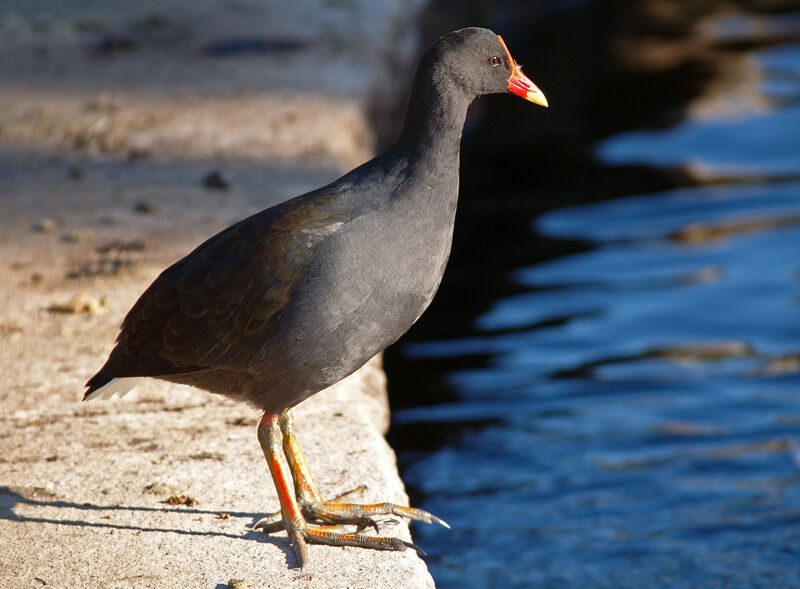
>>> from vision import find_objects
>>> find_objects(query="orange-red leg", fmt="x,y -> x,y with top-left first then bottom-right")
257,412 -> 309,565
256,410 -> 431,567
280,410 -> 323,504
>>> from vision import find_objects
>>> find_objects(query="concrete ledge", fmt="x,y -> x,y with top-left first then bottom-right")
2,355 -> 433,588
0,1 -> 436,587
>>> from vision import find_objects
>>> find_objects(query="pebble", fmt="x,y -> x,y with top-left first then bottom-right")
33,218 -> 58,233
144,481 -> 179,496
202,170 -> 229,190
47,291 -> 107,315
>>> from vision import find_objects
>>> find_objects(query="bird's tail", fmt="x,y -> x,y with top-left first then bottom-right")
84,372 -> 140,401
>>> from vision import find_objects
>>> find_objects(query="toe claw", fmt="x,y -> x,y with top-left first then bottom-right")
403,540 -> 426,556
362,517 -> 380,534
290,529 -> 308,568
404,506 -> 450,528
429,513 -> 451,529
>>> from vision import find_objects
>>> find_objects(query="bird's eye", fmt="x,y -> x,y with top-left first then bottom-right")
489,55 -> 501,67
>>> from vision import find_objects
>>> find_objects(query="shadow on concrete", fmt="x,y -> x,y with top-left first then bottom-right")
0,485 -> 295,560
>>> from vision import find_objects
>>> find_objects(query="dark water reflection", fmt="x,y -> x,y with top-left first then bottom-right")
386,2 -> 800,587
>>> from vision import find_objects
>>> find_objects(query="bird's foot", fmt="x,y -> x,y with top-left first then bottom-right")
257,411 -> 448,566
254,484 -> 449,533
254,492 -> 426,567
253,485 -> 363,532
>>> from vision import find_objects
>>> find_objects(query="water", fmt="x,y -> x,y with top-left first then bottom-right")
387,4 -> 800,588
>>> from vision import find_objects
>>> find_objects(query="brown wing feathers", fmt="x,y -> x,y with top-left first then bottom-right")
86,195 -> 342,390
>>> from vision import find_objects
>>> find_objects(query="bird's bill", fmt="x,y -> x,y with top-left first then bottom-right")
498,35 -> 548,107
508,67 -> 548,107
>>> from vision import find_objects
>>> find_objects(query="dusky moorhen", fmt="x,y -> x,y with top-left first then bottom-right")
85,27 -> 547,567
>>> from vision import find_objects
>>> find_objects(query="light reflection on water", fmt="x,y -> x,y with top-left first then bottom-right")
393,6 -> 800,588
599,43 -> 800,176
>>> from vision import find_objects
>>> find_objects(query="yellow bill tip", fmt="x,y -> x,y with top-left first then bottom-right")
527,89 -> 548,108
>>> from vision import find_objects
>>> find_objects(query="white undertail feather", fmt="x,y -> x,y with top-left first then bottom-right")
84,377 -> 142,401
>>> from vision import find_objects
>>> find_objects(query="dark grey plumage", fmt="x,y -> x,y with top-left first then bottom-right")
86,27 -> 532,413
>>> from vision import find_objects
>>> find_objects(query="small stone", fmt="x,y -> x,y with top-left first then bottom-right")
62,228 -> 96,244
96,239 -> 147,254
74,18 -> 106,32
228,580 -> 252,589
218,513 -> 230,520
47,291 -> 106,315
189,451 -> 224,461
127,147 -> 150,160
133,200 -> 154,214
0,324 -> 23,338
67,258 -> 136,279
166,495 -> 199,506
144,481 -> 179,496
202,170 -> 229,190
93,34 -> 138,54
85,94 -> 118,114
33,218 -> 58,233
137,13 -> 167,30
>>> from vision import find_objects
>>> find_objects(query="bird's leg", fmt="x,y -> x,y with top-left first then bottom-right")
250,410 -> 371,534
279,410 -> 323,504
280,410 -> 383,532
274,409 -> 450,530
255,411 -> 423,567
256,412 -> 309,565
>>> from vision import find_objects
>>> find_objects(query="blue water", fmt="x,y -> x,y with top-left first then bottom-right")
392,10 -> 800,589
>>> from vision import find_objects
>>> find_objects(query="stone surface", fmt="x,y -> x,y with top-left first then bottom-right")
0,1 -> 437,587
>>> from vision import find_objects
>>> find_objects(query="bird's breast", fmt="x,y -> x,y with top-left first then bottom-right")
250,187 -> 457,396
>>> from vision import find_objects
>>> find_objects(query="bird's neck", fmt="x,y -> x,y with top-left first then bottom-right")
393,73 -> 472,173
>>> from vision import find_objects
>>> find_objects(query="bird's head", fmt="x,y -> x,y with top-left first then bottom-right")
423,27 -> 548,108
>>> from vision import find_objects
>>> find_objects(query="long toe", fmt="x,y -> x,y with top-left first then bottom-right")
310,501 -> 450,529
301,525 -> 425,554
309,506 -> 380,533
254,508 -> 380,534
